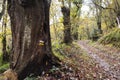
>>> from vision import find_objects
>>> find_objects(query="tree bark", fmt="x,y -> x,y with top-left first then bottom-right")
2,14 -> 9,62
6,0 -> 56,79
72,0 -> 82,40
61,6 -> 72,44
93,0 -> 103,34
116,16 -> 120,28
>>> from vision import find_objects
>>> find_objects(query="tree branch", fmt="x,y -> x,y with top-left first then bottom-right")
92,0 -> 115,11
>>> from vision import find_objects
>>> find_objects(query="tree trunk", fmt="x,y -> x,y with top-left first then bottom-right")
6,0 -> 57,79
73,31 -> 78,40
72,25 -> 79,40
2,14 -> 9,62
97,19 -> 102,34
116,16 -> 120,28
61,6 -> 72,44
97,7 -> 103,34
2,3 -> 9,62
93,0 -> 103,34
72,0 -> 82,40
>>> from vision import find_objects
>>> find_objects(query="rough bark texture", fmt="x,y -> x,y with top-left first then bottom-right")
61,6 -> 72,44
7,0 -> 56,79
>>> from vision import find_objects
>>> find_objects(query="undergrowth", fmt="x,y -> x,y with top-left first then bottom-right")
24,41 -> 110,79
52,42 -> 107,79
52,41 -> 81,60
0,53 -> 3,66
98,28 -> 120,48
0,52 -> 9,73
0,63 -> 9,73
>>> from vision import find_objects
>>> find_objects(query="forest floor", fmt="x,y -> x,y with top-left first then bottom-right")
78,40 -> 120,80
31,40 -> 120,80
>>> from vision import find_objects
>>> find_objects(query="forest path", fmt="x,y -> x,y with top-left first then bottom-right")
78,40 -> 120,79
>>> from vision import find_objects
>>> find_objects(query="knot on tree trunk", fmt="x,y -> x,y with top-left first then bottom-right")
2,69 -> 18,80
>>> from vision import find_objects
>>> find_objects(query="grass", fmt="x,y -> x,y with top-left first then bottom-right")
0,63 -> 9,73
0,51 -> 9,73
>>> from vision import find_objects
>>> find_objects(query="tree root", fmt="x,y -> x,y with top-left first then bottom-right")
0,69 -> 18,80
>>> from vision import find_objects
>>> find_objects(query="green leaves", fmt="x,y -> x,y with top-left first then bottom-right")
0,63 -> 9,73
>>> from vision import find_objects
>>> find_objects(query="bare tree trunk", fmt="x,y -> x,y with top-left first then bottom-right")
73,27 -> 79,40
113,0 -> 120,28
97,15 -> 102,34
2,1 -> 9,62
116,16 -> 120,28
61,6 -> 72,44
96,5 -> 102,34
2,13 -> 9,62
6,0 -> 58,79
72,0 -> 83,40
92,0 -> 103,34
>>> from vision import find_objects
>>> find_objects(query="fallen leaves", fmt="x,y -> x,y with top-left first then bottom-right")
25,41 -> 120,80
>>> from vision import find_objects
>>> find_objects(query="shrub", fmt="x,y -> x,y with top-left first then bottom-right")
98,28 -> 120,48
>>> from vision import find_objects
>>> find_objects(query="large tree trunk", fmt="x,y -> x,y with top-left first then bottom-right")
61,6 -> 72,44
6,0 -> 56,79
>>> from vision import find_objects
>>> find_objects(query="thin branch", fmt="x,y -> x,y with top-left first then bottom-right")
92,0 -> 115,11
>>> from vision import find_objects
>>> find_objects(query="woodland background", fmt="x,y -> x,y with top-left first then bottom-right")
0,0 -> 119,80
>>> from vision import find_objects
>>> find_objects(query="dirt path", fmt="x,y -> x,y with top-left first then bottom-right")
78,40 -> 120,80
27,40 -> 120,80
